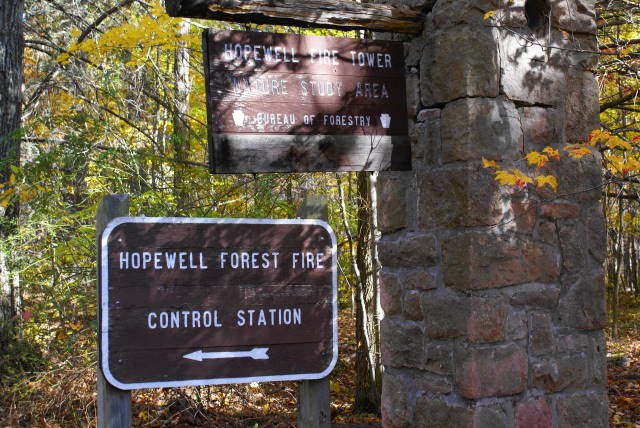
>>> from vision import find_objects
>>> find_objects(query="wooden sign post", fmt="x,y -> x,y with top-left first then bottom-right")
202,30 -> 410,173
100,217 -> 338,389
97,195 -> 131,428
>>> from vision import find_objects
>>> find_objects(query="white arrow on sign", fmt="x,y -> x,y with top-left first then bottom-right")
183,347 -> 270,361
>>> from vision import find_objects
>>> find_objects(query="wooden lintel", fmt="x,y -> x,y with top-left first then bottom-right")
165,0 -> 424,34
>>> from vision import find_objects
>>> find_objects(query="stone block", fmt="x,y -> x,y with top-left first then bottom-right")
405,268 -> 438,290
414,369 -> 453,395
537,220 -> 558,246
377,172 -> 409,233
421,26 -> 499,105
403,289 -> 423,321
499,29 -> 565,105
506,308 -> 528,340
440,97 -> 523,163
381,369 -> 415,427
415,397 -> 473,428
406,71 -> 420,117
590,333 -> 607,387
442,232 -> 560,290
457,343 -> 528,399
540,201 -> 580,219
529,312 -> 554,356
509,283 -> 560,309
380,316 -> 423,368
380,269 -> 402,316
422,289 -> 469,339
556,392 -> 609,428
510,198 -> 537,235
551,0 -> 598,34
564,69 -> 599,144
378,233 -> 438,268
515,398 -> 552,428
585,203 -> 606,264
430,0 -> 496,28
474,406 -> 508,428
531,354 -> 589,392
542,155 -> 602,202
417,166 -> 503,230
519,107 -> 562,152
558,221 -> 584,272
413,108 -> 441,169
423,342 -> 454,375
467,296 -> 508,343
557,268 -> 607,330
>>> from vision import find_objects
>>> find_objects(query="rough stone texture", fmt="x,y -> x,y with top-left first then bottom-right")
404,268 -> 438,290
422,289 -> 469,339
519,107 -> 562,152
378,233 -> 437,268
402,289 -> 423,320
379,0 -> 606,424
412,108 -> 441,169
423,341 -> 454,375
564,69 -> 600,143
378,173 -> 409,233
551,0 -> 598,34
467,296 -> 508,343
529,312 -> 555,356
474,405 -> 509,428
417,166 -> 503,229
457,343 -> 528,399
380,370 -> 415,427
557,269 -> 607,330
380,269 -> 402,316
421,26 -> 499,105
415,397 -> 473,428
442,232 -> 560,290
380,316 -> 423,368
531,354 -> 589,392
540,201 -> 580,219
556,392 -> 609,428
440,97 -> 523,163
515,398 -> 552,428
509,283 -> 560,309
499,30 -> 565,105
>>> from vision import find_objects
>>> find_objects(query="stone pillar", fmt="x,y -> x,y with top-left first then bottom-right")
377,1 -> 608,426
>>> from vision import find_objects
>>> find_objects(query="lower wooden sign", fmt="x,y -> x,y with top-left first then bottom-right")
100,217 -> 337,390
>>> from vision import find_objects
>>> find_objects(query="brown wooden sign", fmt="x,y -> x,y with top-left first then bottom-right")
100,217 -> 337,390
203,30 -> 410,173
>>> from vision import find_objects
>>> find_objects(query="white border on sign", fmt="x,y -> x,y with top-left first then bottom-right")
100,217 -> 339,390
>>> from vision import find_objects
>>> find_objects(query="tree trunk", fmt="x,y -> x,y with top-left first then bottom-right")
354,171 -> 381,413
172,20 -> 192,211
0,0 -> 25,352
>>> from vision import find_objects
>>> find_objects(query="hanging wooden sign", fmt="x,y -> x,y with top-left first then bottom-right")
100,217 -> 338,389
202,30 -> 410,173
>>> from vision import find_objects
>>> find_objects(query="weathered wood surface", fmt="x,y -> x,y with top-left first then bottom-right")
297,196 -> 331,428
97,194 -> 131,428
166,0 -> 424,34
210,134 -> 411,173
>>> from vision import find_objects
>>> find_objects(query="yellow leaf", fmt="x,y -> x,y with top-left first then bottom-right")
564,144 -> 593,159
607,135 -> 632,151
482,157 -> 500,169
69,321 -> 82,331
495,169 -> 533,188
525,151 -> 549,168
483,10 -> 497,19
536,175 -> 558,191
542,146 -> 560,160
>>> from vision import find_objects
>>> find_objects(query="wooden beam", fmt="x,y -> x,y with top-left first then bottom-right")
165,0 -> 424,34
97,195 -> 131,428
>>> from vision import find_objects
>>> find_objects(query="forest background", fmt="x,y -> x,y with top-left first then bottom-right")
0,0 -> 639,426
